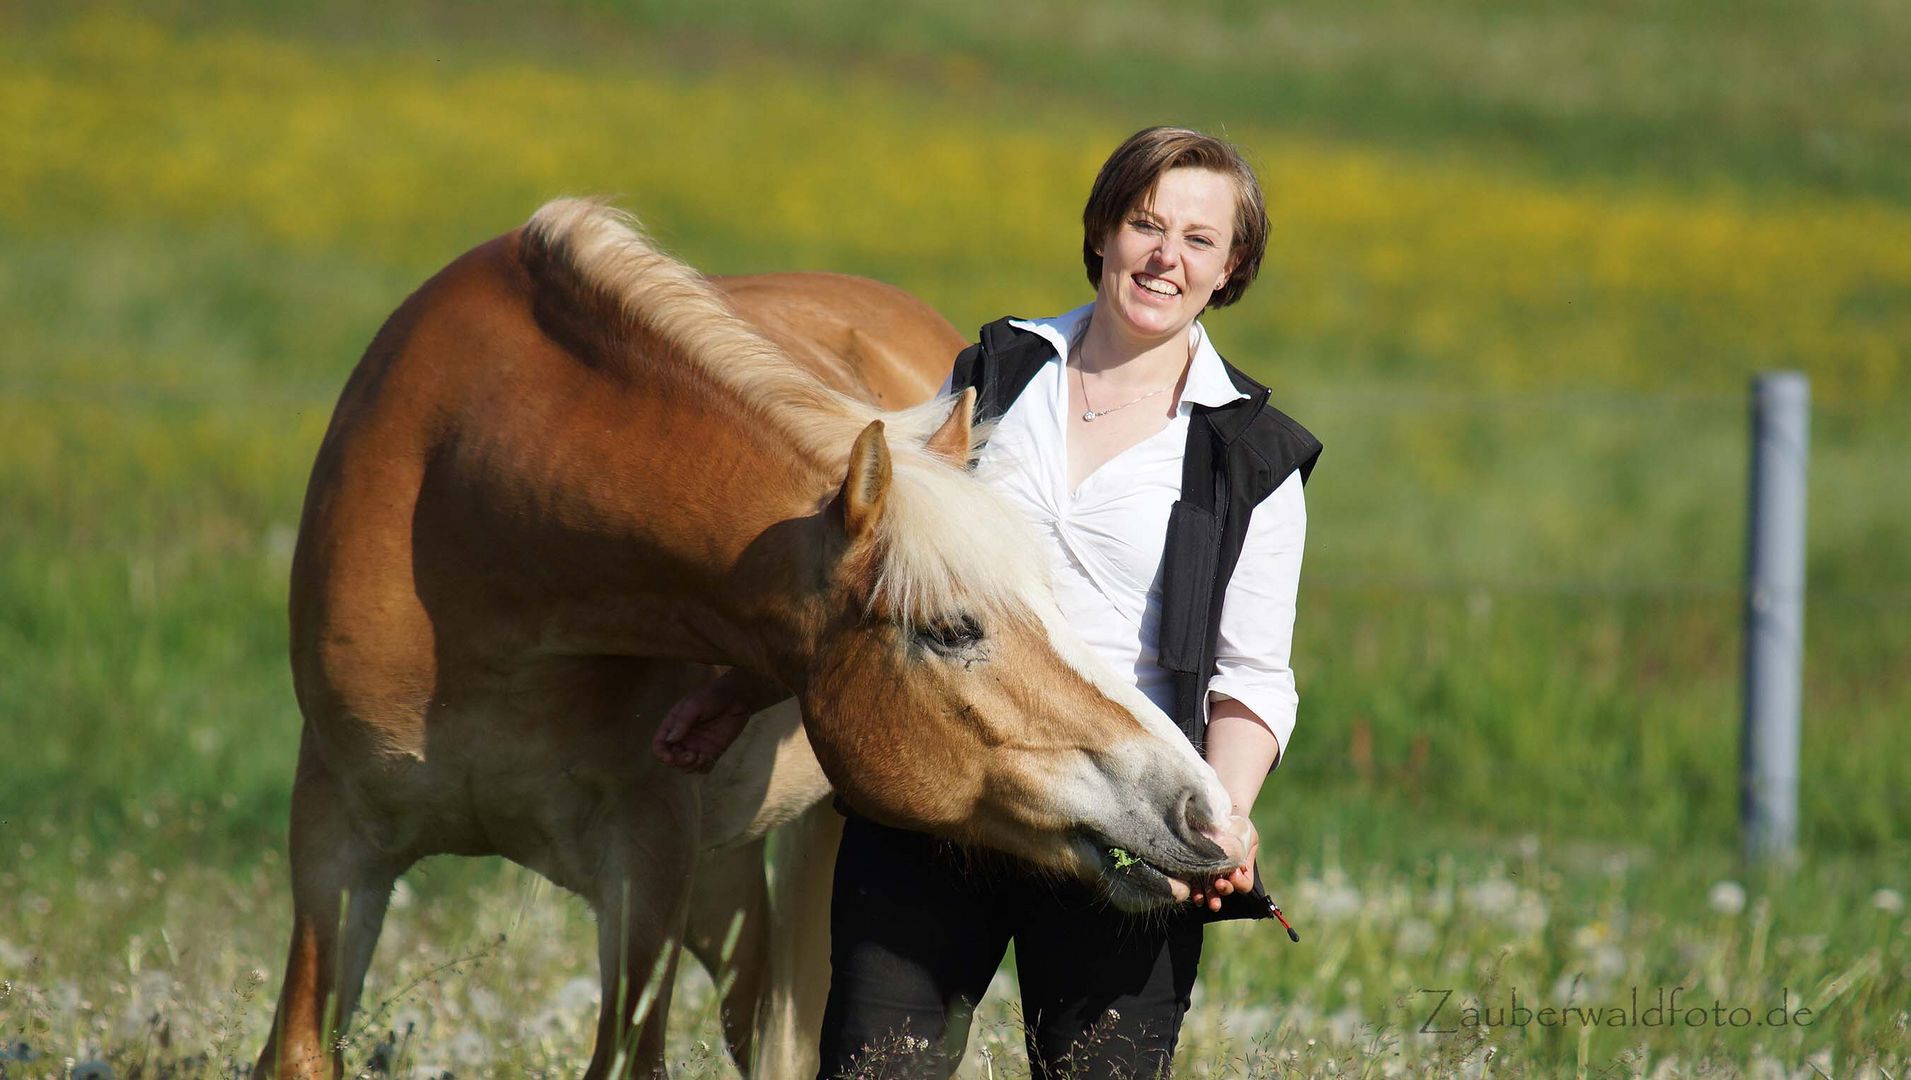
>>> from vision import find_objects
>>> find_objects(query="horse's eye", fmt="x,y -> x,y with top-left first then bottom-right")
917,614 -> 984,655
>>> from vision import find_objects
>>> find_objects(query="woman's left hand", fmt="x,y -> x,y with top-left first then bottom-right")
1188,813 -> 1259,912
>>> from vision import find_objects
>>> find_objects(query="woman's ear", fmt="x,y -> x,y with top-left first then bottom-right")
1217,250 -> 1241,289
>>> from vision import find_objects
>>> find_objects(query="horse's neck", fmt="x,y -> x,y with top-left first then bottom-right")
415,227 -> 862,687
481,378 -> 840,684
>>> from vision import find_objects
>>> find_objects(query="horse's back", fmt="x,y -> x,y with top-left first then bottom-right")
715,271 -> 964,407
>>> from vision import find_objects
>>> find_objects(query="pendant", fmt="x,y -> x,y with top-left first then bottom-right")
1082,410 -> 1098,422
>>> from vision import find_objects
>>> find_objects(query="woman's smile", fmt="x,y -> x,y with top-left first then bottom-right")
1132,272 -> 1181,298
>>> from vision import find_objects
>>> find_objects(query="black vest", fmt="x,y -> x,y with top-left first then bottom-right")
948,317 -> 1322,752
949,318 -> 1322,926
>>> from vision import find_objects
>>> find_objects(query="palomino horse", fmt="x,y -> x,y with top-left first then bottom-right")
255,199 -> 1241,1078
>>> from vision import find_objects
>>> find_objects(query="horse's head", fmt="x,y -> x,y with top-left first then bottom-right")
797,390 -> 1239,910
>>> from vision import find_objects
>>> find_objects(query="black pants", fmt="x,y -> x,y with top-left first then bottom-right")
815,816 -> 1204,1080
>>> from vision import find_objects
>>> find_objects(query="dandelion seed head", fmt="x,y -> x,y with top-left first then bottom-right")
1461,876 -> 1518,918
1511,892 -> 1549,935
448,1028 -> 488,1066
1708,880 -> 1746,916
555,976 -> 599,1013
1394,918 -> 1436,955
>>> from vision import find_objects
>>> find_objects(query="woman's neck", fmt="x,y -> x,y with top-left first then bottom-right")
1074,306 -> 1195,392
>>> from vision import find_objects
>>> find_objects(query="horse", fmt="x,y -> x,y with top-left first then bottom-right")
255,198 -> 1241,1078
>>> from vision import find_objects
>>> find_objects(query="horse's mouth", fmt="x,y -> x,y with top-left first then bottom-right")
1074,831 -> 1219,912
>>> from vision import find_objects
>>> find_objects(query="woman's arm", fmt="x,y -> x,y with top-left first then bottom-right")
1188,470 -> 1306,908
1206,700 -> 1282,813
1205,469 -> 1306,771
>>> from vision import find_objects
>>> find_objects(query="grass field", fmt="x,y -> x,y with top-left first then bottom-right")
2,5 -> 1907,1076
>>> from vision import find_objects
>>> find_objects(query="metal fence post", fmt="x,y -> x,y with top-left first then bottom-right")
1742,372 -> 1809,864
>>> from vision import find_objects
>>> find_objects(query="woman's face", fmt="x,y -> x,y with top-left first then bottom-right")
1094,166 -> 1239,346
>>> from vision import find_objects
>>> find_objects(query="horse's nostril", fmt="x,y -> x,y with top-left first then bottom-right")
1177,788 -> 1226,853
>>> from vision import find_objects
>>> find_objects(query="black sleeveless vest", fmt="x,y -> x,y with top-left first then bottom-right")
949,317 -> 1322,925
948,317 -> 1322,751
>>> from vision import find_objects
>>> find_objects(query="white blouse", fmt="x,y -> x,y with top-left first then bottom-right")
954,304 -> 1307,758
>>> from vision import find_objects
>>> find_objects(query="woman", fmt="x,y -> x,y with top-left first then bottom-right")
656,126 -> 1319,1078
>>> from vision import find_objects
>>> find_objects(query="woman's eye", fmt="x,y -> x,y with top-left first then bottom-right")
1189,235 -> 1215,248
918,614 -> 984,654
1130,219 -> 1160,233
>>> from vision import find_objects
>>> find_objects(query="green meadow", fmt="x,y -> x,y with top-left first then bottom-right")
1,4 -> 1906,1075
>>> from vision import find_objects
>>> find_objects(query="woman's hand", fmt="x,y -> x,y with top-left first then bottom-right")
1186,813 -> 1259,912
651,668 -> 781,772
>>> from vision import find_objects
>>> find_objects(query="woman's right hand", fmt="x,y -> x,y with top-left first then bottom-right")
651,669 -> 776,772
1186,813 -> 1260,912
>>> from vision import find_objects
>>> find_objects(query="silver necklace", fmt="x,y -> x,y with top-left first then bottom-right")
1075,353 -> 1178,422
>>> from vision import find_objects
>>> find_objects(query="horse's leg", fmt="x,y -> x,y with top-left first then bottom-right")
754,802 -> 845,1080
684,839 -> 771,1073
582,789 -> 699,1080
255,737 -> 404,1079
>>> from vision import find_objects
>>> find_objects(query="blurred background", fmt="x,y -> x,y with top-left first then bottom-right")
2,2 -> 1905,1075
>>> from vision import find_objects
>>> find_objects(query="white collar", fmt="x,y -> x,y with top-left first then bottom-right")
1009,303 -> 1248,411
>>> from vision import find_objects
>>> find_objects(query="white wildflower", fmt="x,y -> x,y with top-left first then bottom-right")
556,976 -> 600,1013
467,987 -> 502,1021
1708,880 -> 1746,916
1510,891 -> 1550,936
448,1028 -> 488,1066
523,1006 -> 569,1039
1230,1004 -> 1277,1040
1590,944 -> 1626,980
1394,918 -> 1436,955
1570,921 -> 1616,951
1461,876 -> 1517,918
1326,1004 -> 1363,1045
1297,868 -> 1363,922
48,981 -> 81,1016
136,970 -> 174,1002
1551,972 -> 1589,1006
1872,888 -> 1904,914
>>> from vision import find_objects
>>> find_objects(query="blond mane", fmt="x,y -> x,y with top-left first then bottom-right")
524,198 -> 1050,626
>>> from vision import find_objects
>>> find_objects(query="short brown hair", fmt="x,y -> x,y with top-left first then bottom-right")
1081,127 -> 1268,309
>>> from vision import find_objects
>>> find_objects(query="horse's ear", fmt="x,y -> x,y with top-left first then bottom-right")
924,387 -> 975,467
841,419 -> 891,541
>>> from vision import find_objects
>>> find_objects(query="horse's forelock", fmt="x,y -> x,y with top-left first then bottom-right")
868,449 -> 1050,630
